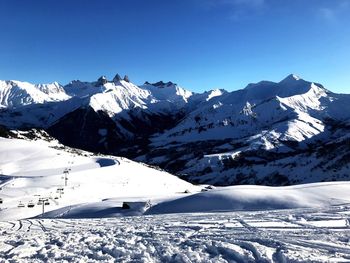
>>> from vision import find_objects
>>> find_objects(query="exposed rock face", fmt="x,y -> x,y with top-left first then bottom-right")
151,81 -> 175,88
123,75 -> 130,82
113,74 -> 122,82
96,76 -> 108,86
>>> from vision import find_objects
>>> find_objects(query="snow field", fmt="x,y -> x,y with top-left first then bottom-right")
0,205 -> 350,262
0,138 -> 196,220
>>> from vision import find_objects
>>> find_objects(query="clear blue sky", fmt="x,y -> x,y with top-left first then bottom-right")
0,0 -> 349,93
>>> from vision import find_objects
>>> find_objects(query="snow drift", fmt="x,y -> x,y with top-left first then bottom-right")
147,182 -> 350,215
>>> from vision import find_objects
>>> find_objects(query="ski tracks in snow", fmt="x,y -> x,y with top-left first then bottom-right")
0,205 -> 350,262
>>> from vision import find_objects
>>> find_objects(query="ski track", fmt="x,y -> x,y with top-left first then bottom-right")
0,206 -> 350,262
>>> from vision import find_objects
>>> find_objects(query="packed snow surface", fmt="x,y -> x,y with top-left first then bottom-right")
147,182 -> 350,215
1,205 -> 350,262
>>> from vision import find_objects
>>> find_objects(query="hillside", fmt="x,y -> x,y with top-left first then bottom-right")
0,137 -> 197,220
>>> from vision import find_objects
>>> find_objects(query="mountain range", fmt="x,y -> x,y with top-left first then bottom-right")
1,74 -> 350,186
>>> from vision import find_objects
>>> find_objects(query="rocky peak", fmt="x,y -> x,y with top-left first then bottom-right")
96,76 -> 108,86
152,81 -> 176,88
113,74 -> 122,82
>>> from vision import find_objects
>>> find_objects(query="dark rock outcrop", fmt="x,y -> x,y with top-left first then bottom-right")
96,76 -> 108,86
113,74 -> 122,82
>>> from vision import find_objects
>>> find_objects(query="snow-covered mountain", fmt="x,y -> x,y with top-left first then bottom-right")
1,74 -> 350,185
0,76 -> 191,129
139,75 -> 350,185
151,74 -> 337,145
0,80 -> 70,109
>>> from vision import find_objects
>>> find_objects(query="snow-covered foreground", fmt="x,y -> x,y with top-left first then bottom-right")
1,205 -> 350,262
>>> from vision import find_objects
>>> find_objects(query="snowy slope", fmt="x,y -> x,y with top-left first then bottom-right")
86,80 -> 192,119
0,80 -> 70,109
151,74 -> 334,145
0,137 -> 197,220
147,182 -> 350,214
1,205 -> 350,262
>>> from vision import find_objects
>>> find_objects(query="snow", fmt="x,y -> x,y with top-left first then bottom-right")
1,74 -> 350,261
147,182 -> 350,215
1,136 -> 350,261
142,74 -> 350,185
1,74 -> 350,158
150,74 -> 333,147
89,81 -> 151,116
206,89 -> 224,101
0,80 -> 70,109
0,137 -> 197,221
0,77 -> 195,129
204,150 -> 241,160
0,205 -> 350,262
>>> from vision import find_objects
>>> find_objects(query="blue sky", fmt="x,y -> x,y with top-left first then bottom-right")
0,0 -> 349,93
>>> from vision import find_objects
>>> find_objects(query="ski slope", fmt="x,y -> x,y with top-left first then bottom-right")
0,137 -> 197,220
0,205 -> 350,262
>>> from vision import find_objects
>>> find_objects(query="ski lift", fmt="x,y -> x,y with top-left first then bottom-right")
54,196 -> 59,200
37,200 -> 43,205
44,201 -> 50,205
18,202 -> 25,208
57,188 -> 64,194
27,201 -> 35,208
0,198 -> 3,204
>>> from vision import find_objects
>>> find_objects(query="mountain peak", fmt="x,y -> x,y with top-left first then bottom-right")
150,81 -> 176,88
96,76 -> 108,86
113,73 -> 122,82
280,74 -> 301,84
